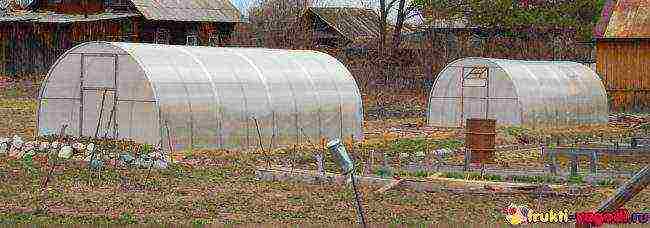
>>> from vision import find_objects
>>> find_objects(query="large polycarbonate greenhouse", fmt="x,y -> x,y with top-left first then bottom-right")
37,42 -> 363,152
428,57 -> 608,128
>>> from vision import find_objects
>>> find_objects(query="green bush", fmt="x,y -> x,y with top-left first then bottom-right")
117,212 -> 137,225
568,174 -> 585,185
510,175 -> 559,184
596,178 -> 618,188
376,166 -> 393,178
442,172 -> 464,179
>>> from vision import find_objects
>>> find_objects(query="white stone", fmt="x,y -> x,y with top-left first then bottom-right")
58,146 -> 73,159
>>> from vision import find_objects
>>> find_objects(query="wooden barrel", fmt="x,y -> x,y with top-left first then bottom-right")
466,118 -> 496,163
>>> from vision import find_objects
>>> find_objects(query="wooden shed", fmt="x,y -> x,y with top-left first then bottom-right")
301,7 -> 381,48
0,0 -> 242,77
594,0 -> 650,111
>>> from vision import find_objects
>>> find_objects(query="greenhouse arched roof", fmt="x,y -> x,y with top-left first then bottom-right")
428,57 -> 608,128
38,42 -> 364,152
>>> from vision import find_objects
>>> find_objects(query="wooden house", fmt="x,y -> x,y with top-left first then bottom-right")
301,7 -> 381,48
0,0 -> 242,77
594,0 -> 650,111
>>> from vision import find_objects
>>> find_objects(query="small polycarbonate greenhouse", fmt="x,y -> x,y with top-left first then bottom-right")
38,42 -> 363,152
428,57 -> 608,128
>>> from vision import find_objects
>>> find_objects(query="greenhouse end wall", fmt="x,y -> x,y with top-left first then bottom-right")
428,57 -> 608,128
37,42 -> 364,152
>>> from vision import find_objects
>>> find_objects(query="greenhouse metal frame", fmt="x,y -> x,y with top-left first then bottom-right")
37,42 -> 364,152
428,57 -> 608,128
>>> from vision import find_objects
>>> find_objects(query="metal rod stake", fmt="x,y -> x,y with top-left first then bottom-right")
350,171 -> 367,228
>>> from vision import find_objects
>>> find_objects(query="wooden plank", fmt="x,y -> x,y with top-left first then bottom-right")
546,146 -> 650,156
375,179 -> 405,194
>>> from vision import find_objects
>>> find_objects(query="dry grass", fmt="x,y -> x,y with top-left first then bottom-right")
0,97 -> 649,224
1,152 -> 649,224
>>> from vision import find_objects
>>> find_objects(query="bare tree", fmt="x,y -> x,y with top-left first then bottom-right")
248,0 -> 316,49
378,0 -> 421,82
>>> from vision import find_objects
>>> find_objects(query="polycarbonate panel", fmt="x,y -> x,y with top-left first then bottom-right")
227,50 -> 274,149
294,52 -> 343,141
117,55 -> 155,101
124,44 -> 192,152
428,57 -> 608,128
129,102 -> 159,145
38,99 -> 80,136
312,51 -> 364,141
42,54 -> 81,99
81,90 -> 116,137
39,42 -> 364,153
463,98 -> 486,120
168,46 -> 219,149
284,53 -> 322,145
183,48 -> 245,148
239,49 -> 299,146
83,55 -> 116,88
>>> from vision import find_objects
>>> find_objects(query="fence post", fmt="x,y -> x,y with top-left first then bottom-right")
549,150 -> 558,176
315,153 -> 324,177
364,150 -> 373,176
463,148 -> 471,172
570,151 -> 579,176
590,151 -> 598,174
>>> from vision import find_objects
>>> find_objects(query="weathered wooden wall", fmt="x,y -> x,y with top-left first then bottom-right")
596,40 -> 650,112
0,18 -> 139,77
38,0 -> 106,13
0,19 -> 234,78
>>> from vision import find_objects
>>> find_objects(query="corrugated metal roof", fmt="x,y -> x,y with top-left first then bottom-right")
0,10 -> 137,23
595,0 -> 650,39
307,7 -> 381,42
129,0 -> 241,22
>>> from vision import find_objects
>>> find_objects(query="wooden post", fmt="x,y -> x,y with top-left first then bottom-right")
549,150 -> 558,176
463,148 -> 471,172
590,151 -> 598,174
364,150 -> 374,176
570,152 -> 578,176
315,153 -> 324,177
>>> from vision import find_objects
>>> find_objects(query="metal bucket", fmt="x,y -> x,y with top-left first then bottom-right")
466,118 -> 496,163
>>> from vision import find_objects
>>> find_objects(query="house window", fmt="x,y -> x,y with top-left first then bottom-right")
108,0 -> 128,6
209,35 -> 221,47
156,28 -> 170,44
186,25 -> 199,46
186,35 -> 198,46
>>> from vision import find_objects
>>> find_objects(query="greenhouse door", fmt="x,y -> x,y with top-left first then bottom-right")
80,54 -> 118,138
82,89 -> 117,137
460,66 -> 490,126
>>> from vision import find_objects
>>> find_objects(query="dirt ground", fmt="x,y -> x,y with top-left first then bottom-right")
0,89 -> 648,224
1,152 -> 649,224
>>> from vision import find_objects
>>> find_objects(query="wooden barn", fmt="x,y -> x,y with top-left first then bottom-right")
594,0 -> 650,111
301,7 -> 381,48
0,0 -> 242,77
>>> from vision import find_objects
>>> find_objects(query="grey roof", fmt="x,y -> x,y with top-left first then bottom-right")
306,7 -> 381,41
129,0 -> 241,22
0,10 -> 138,23
427,18 -> 471,29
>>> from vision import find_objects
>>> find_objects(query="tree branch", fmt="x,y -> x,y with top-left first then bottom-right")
387,0 -> 400,12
